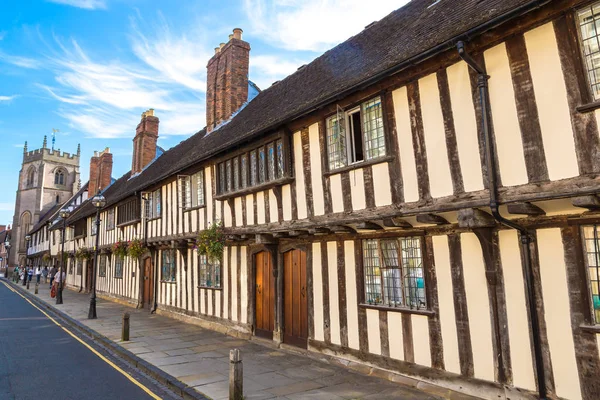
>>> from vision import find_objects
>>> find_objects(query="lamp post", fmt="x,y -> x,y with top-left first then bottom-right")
57,208 -> 71,305
24,235 -> 31,287
88,193 -> 106,319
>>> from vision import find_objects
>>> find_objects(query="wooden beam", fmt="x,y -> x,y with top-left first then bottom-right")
288,230 -> 309,237
355,221 -> 384,231
329,225 -> 356,234
308,227 -> 331,235
416,214 -> 449,225
506,202 -> 546,216
382,217 -> 412,229
255,233 -> 276,244
572,195 -> 600,210
272,232 -> 290,239
457,208 -> 496,229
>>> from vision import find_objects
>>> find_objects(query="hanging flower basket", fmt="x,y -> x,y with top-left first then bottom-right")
42,253 -> 52,263
196,222 -> 225,263
128,238 -> 147,259
75,247 -> 93,261
112,241 -> 128,259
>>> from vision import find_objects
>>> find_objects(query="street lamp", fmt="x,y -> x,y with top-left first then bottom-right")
88,193 -> 106,319
24,235 -> 31,287
57,208 -> 71,305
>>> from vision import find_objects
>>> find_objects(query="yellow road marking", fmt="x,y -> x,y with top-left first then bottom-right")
1,281 -> 162,400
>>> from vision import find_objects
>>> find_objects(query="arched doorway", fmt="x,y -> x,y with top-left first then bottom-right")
255,251 -> 275,339
283,249 -> 308,348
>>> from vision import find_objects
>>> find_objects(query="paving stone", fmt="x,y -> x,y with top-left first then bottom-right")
266,380 -> 325,396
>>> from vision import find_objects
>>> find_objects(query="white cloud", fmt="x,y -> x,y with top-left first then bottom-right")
244,0 -> 407,51
0,51 -> 40,69
0,31 -> 6,41
0,95 -> 16,102
250,54 -> 311,89
0,203 -> 13,212
47,0 -> 106,10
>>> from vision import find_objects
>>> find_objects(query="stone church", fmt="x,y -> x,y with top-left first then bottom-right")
10,137 -> 80,266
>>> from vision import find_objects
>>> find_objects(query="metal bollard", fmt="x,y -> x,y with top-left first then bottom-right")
229,349 -> 243,400
26,279 -> 30,290
35,283 -> 38,294
122,313 -> 130,341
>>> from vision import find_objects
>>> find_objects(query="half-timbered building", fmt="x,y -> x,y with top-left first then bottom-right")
27,1 -> 600,399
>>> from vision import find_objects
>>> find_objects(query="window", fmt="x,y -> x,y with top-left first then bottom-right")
578,3 -> 600,99
178,171 -> 205,210
217,138 -> 289,195
76,260 -> 82,275
117,198 -> 140,225
162,249 -> 176,282
198,254 -> 221,289
26,168 -> 35,188
114,256 -> 123,279
106,209 -> 115,230
326,97 -> 386,170
582,225 -> 600,323
91,220 -> 97,236
74,220 -> 86,238
68,259 -> 73,274
54,170 -> 65,185
363,237 -> 426,309
145,189 -> 162,219
99,255 -> 107,277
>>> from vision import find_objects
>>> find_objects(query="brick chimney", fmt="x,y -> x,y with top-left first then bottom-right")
132,109 -> 159,174
206,28 -> 250,132
88,148 -> 113,196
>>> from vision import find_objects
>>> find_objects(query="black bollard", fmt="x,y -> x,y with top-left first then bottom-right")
122,313 -> 130,341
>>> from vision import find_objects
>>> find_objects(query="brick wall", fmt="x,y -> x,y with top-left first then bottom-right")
89,148 -> 113,196
132,110 -> 159,174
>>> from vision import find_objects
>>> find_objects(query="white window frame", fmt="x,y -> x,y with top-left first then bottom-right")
106,209 -> 115,230
144,189 -> 162,219
179,171 -> 205,210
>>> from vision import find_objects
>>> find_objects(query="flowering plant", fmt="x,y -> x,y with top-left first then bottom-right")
112,241 -> 128,258
75,247 -> 93,260
128,238 -> 147,259
42,253 -> 52,263
196,222 -> 225,262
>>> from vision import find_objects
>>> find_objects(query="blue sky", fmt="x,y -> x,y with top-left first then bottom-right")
0,0 -> 404,226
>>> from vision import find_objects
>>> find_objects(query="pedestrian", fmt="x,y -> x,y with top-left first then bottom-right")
53,268 -> 66,293
19,266 -> 25,283
35,266 -> 42,284
27,266 -> 33,282
49,265 -> 57,289
42,266 -> 49,284
13,265 -> 19,282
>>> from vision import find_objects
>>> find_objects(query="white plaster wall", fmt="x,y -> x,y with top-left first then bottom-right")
412,314 -> 432,367
309,123 -> 325,216
330,174 -> 344,213
537,228 -> 582,400
240,246 -> 248,324
224,200 -> 233,227
460,233 -> 495,382
392,86 -> 419,202
524,23 -> 579,180
446,61 -> 484,192
498,230 -> 536,391
484,43 -> 529,186
246,194 -> 254,226
344,240 -> 359,350
388,312 -> 404,360
419,73 -> 454,198
349,168 -> 366,211
231,246 -> 238,322
293,132 -> 308,219
223,247 -> 229,320
432,235 -> 461,374
234,198 -> 243,227
366,309 -> 381,355
256,192 -> 265,224
312,242 -> 325,341
269,190 -> 278,223
372,163 -> 392,207
205,166 -> 214,226
327,241 -> 341,345
282,184 -> 292,221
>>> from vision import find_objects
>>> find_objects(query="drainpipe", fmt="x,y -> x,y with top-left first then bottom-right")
457,41 -> 547,400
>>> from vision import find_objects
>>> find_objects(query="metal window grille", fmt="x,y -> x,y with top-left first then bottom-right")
583,225 -> 600,323
198,254 -> 221,289
362,237 -> 426,309
362,97 -> 386,160
99,255 -> 106,277
162,249 -> 176,282
115,256 -> 123,278
326,114 -> 347,170
579,4 -> 600,99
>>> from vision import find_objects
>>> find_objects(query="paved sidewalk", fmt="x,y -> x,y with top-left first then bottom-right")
13,282 -> 470,400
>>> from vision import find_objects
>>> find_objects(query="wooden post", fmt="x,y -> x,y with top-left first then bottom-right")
35,283 -> 38,294
229,349 -> 243,400
122,313 -> 130,341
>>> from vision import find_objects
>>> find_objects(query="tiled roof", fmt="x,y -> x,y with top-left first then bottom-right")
71,0 -> 540,221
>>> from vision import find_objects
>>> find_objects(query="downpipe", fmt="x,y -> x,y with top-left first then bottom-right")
457,41 -> 547,400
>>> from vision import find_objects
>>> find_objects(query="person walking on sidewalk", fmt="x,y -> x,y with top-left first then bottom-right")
53,268 -> 66,293
35,266 -> 42,284
42,266 -> 48,284
49,265 -> 57,289
27,266 -> 33,283
19,266 -> 25,283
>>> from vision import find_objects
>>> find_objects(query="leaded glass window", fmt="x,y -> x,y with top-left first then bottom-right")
250,151 -> 257,186
219,163 -> 226,194
195,170 -> 205,207
362,97 -> 386,159
363,237 -> 426,309
241,154 -> 248,188
226,160 -> 232,192
76,260 -> 82,275
115,256 -> 123,278
327,114 -> 347,170
583,225 -> 600,323
267,143 -> 275,181
258,146 -> 266,183
99,255 -> 107,277
198,254 -> 221,289
162,249 -> 176,282
276,139 -> 285,178
578,3 -> 600,99
233,157 -> 240,191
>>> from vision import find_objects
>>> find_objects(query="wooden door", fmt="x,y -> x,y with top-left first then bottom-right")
283,249 -> 308,347
143,258 -> 153,308
255,251 -> 275,339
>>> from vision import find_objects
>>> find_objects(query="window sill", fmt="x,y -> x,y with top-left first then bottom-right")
359,303 -> 434,316
147,216 -> 161,222
576,101 -> 600,113
580,324 -> 600,333
161,280 -> 177,284
183,205 -> 206,213
215,177 -> 294,200
117,219 -> 141,228
197,286 -> 222,290
114,277 -> 123,280
324,155 -> 394,177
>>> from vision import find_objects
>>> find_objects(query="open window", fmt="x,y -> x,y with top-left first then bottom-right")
326,96 -> 386,170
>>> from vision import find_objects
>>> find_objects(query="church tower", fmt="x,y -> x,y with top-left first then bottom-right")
10,136 -> 80,266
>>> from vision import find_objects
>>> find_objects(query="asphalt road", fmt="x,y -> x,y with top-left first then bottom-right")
0,280 -> 178,400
